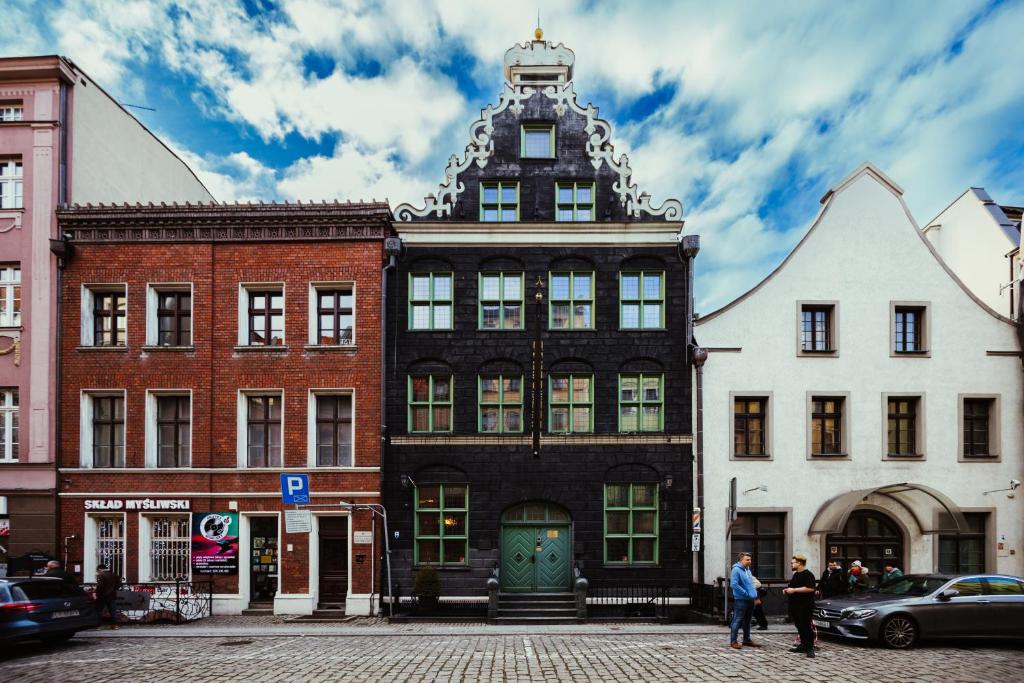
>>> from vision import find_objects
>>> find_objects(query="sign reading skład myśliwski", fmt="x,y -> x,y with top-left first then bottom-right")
191,512 -> 239,575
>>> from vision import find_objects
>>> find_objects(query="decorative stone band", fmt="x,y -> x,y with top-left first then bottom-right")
394,81 -> 683,223
390,434 -> 693,446
55,201 -> 393,243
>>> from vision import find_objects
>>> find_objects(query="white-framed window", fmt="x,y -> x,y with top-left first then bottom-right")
0,160 -> 23,209
0,265 -> 21,327
80,391 -> 126,468
81,284 -> 127,347
238,283 -> 284,346
146,284 -> 192,347
308,390 -> 354,467
0,388 -> 18,462
308,282 -> 355,345
238,391 -> 283,467
143,515 -> 191,581
145,390 -> 192,468
93,514 -> 126,581
0,105 -> 23,122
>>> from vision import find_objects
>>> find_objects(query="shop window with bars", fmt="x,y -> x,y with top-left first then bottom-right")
156,395 -> 191,467
0,160 -> 23,209
96,516 -> 125,580
92,395 -> 125,468
810,396 -> 844,456
604,483 -> 659,565
734,397 -> 767,457
414,484 -> 468,566
315,287 -> 354,344
549,374 -> 593,433
620,271 -> 664,329
0,388 -> 18,462
480,181 -> 518,222
315,394 -> 352,466
247,289 -> 284,346
800,305 -> 834,352
150,516 -> 190,581
478,375 -> 523,433
408,375 -> 452,433
555,182 -> 594,221
156,290 -> 191,346
963,398 -> 993,457
408,273 -> 453,330
0,265 -> 20,327
479,272 -> 523,329
894,306 -> 926,353
619,373 -> 663,432
549,271 -> 593,329
730,513 -> 786,580
247,394 -> 282,467
887,397 -> 919,456
93,289 -> 127,346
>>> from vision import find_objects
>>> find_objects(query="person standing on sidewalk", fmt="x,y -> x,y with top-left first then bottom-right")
752,576 -> 769,630
728,552 -> 762,650
784,553 -> 817,658
95,563 -> 121,630
818,560 -> 847,599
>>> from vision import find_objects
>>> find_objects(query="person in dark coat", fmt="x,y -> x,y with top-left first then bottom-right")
784,553 -> 817,658
752,577 -> 769,630
818,560 -> 847,598
95,563 -> 121,629
44,560 -> 76,584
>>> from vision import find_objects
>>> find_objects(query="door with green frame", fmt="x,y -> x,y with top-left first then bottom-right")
500,502 -> 572,592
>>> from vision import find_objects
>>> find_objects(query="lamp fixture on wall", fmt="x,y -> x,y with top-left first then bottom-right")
983,479 -> 1020,498
743,484 -> 768,494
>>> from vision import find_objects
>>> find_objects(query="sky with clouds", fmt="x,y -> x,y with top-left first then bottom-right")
3,0 -> 1023,311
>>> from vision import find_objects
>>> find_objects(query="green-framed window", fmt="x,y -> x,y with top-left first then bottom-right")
408,375 -> 452,433
549,271 -> 594,329
479,375 -> 523,433
479,272 -> 523,329
521,124 -> 554,158
619,373 -> 663,432
604,483 -> 659,565
408,273 -> 453,330
414,484 -> 468,566
548,374 -> 593,433
556,182 -> 594,221
620,271 -> 664,329
480,181 -> 519,222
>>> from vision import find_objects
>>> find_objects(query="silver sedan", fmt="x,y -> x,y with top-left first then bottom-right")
813,573 -> 1024,649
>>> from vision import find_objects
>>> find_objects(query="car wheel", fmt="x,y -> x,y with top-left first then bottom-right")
880,615 -> 918,649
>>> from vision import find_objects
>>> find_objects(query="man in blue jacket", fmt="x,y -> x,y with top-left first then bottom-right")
729,552 -> 762,649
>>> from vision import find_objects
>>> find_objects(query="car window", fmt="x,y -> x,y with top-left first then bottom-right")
0,585 -> 10,602
984,577 -> 1024,595
951,578 -> 985,596
876,576 -> 948,596
12,581 -> 83,600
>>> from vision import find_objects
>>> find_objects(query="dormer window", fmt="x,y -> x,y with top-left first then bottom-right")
480,181 -> 519,222
521,124 -> 554,159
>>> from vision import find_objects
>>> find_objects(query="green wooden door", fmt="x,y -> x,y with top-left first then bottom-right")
501,524 -> 571,592
536,526 -> 571,591
501,526 -> 536,592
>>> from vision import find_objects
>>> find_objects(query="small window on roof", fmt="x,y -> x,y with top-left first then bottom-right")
521,124 -> 554,159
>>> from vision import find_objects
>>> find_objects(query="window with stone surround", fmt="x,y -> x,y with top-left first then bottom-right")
246,393 -> 283,467
0,388 -> 18,462
0,104 -> 23,122
91,394 -> 125,468
0,159 -> 23,209
0,265 -> 20,327
313,393 -> 353,467
147,516 -> 191,581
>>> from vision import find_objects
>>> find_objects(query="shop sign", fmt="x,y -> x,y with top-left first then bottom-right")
353,531 -> 373,545
191,512 -> 239,575
84,499 -> 191,511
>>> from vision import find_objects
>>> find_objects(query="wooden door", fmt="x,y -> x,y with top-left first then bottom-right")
319,517 -> 348,606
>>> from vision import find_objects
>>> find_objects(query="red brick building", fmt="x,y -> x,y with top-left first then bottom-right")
55,201 -> 391,615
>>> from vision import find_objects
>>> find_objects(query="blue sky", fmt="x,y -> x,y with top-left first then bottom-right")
4,0 -> 1023,311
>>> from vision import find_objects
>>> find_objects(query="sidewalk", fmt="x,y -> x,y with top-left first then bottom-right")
82,615 -> 797,638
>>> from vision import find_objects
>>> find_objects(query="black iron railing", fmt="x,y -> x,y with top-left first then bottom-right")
588,583 -> 673,620
83,580 -> 213,624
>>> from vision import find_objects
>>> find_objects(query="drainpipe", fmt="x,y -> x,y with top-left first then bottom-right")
49,232 -> 74,565
679,235 -> 703,585
381,234 -> 401,613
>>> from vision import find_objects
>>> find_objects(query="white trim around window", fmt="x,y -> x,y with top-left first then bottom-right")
307,388 -> 356,468
85,512 -> 126,582
79,390 -> 126,468
308,281 -> 356,347
80,283 -> 128,347
237,389 -> 285,468
145,389 -> 193,468
0,264 -> 21,328
139,513 -> 193,582
0,387 -> 18,462
146,282 -> 193,347
238,282 -> 285,347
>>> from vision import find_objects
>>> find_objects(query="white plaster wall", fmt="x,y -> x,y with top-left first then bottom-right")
696,169 -> 1024,583
69,74 -> 213,204
924,189 -> 1018,319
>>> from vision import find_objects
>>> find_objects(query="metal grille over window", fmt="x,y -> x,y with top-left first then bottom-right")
0,160 -> 23,209
97,517 -> 125,580
151,517 -> 190,581
0,388 -> 18,462
0,265 -> 21,327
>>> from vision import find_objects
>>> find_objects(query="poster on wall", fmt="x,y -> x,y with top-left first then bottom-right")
191,512 -> 239,575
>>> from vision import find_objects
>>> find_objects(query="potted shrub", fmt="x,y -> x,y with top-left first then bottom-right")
413,565 -> 441,612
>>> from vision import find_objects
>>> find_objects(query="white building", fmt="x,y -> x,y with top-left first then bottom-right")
923,188 -> 1022,320
694,163 -> 1023,592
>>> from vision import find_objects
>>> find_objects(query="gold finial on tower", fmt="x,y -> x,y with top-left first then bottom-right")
535,10 -> 543,40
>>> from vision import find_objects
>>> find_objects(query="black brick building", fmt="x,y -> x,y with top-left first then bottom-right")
385,33 -> 696,606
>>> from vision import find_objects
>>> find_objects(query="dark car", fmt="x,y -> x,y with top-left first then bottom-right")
0,577 -> 99,646
814,573 -> 1024,649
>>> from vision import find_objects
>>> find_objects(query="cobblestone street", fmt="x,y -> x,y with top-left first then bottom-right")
2,621 -> 1021,682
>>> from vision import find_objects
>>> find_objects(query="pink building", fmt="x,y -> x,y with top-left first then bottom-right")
0,56 -> 212,575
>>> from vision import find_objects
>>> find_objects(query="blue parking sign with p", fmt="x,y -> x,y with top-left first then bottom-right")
281,473 -> 310,504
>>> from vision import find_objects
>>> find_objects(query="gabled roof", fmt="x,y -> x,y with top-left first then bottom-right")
922,187 -> 1021,246
696,162 -> 1017,326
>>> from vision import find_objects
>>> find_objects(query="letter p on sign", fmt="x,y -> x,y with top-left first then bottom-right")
280,473 -> 310,504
